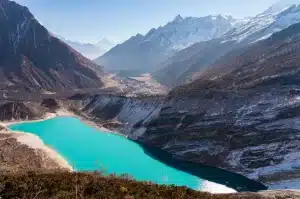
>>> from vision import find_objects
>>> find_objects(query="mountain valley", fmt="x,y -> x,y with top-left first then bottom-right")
1,0 -> 300,197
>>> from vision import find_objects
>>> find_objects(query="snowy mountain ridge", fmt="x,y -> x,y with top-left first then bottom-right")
154,2 -> 300,88
95,14 -> 237,74
263,0 -> 300,15
141,14 -> 237,51
222,3 -> 300,44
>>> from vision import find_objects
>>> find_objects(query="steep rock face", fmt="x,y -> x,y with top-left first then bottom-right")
0,0 -> 105,92
73,94 -> 163,139
95,15 -> 235,76
154,4 -> 300,88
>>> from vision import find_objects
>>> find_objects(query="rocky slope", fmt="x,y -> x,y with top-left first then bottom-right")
154,3 -> 300,87
95,15 -> 235,76
0,0 -> 106,92
0,101 -> 46,121
69,94 -> 164,138
74,23 -> 300,189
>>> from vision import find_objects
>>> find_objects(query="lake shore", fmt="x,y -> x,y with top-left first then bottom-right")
14,130 -> 73,171
0,108 -> 122,172
0,109 -> 78,172
0,127 -> 73,171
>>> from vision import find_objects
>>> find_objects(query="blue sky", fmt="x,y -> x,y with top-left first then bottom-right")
14,0 -> 278,43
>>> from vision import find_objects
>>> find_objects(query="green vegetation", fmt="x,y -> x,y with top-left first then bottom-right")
0,171 -> 267,199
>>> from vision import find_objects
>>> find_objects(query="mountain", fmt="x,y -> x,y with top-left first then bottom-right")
95,14 -> 236,76
263,0 -> 300,15
61,37 -> 116,59
0,0 -> 107,92
76,22 -> 300,189
154,4 -> 300,87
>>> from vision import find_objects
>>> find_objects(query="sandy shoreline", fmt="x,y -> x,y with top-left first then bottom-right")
0,109 -> 77,171
14,130 -> 73,171
0,108 -> 120,172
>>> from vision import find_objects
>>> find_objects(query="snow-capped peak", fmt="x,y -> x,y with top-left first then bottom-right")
262,0 -> 300,15
221,3 -> 300,44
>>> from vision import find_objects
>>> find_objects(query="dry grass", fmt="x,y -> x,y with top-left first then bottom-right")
0,171 -> 268,199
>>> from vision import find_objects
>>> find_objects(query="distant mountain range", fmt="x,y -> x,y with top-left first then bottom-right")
0,0 -> 107,92
154,3 -> 300,87
60,37 -> 116,59
95,14 -> 238,76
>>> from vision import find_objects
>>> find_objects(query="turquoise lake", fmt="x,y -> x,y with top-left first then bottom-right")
9,116 -> 205,190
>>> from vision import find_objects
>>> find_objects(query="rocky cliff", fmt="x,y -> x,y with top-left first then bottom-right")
69,94 -> 164,139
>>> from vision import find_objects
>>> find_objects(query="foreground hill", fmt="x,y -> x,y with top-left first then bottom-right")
0,0 -> 106,92
1,172 -> 299,199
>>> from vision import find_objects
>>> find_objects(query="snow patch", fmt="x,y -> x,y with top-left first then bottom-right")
222,4 -> 300,44
249,159 -> 300,180
268,178 -> 300,189
12,17 -> 32,53
201,180 -> 237,193
0,4 -> 8,19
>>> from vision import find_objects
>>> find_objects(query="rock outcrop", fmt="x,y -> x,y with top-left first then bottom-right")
0,101 -> 46,121
41,98 -> 60,110
70,94 -> 163,138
